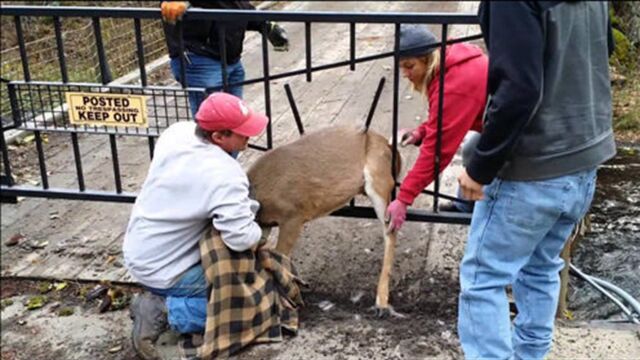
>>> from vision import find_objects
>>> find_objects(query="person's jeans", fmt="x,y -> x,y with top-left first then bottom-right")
458,168 -> 597,360
146,264 -> 209,334
170,52 -> 245,117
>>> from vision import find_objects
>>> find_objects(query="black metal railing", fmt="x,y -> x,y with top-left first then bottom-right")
0,5 -> 482,225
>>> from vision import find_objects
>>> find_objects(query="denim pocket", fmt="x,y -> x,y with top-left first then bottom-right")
504,180 -> 566,228
483,178 -> 502,201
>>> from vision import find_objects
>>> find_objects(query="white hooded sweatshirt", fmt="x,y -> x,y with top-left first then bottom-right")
123,121 -> 261,289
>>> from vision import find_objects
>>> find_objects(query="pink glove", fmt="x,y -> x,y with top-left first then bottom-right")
398,128 -> 421,147
386,199 -> 408,232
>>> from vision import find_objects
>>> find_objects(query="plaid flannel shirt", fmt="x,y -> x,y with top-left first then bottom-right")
179,228 -> 304,359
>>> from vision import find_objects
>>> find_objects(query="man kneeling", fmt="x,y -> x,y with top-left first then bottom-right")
123,92 -> 268,359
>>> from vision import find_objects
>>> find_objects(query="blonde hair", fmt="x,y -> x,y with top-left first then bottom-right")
410,49 -> 441,95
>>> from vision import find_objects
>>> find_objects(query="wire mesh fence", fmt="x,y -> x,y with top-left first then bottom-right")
10,82 -> 194,136
1,3 -> 167,123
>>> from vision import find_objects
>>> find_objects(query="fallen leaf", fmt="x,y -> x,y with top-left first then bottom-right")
108,345 -> 123,353
105,255 -> 116,265
38,282 -> 53,294
20,134 -> 35,145
98,295 -> 112,313
30,240 -> 48,250
563,309 -> 574,320
57,307 -> 74,316
25,295 -> 47,310
54,282 -> 68,291
5,234 -> 24,246
85,284 -> 109,301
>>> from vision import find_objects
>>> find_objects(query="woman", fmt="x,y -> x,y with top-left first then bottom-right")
386,25 -> 488,231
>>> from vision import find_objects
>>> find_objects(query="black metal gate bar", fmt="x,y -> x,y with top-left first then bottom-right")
147,136 -> 155,160
92,17 -> 113,84
53,16 -> 68,83
217,24 -> 230,93
332,206 -> 471,225
260,22 -> 273,149
349,22 -> 356,71
176,22 -> 187,88
134,18 -> 148,87
433,24 -> 449,212
33,131 -> 49,189
2,7 -> 478,24
0,124 -> 14,185
14,16 -> 30,81
70,133 -> 85,191
2,187 -> 136,202
109,134 -> 123,193
391,23 -> 401,199
305,22 -> 312,82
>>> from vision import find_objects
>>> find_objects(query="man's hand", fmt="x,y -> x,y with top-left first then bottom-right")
161,1 -> 189,25
458,169 -> 484,201
267,22 -> 289,51
386,199 -> 408,233
398,128 -> 422,147
257,227 -> 277,250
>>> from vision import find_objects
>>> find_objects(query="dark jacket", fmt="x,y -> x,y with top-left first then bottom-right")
468,1 -> 616,184
163,0 -> 263,64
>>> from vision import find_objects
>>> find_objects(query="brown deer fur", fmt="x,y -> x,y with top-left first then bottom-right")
248,125 -> 402,315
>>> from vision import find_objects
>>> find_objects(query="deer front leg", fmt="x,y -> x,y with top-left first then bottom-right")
275,218 -> 304,256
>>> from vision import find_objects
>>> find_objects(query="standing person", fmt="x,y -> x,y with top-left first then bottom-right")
161,0 -> 289,116
124,92 -> 270,360
457,2 -> 615,359
385,25 -> 488,232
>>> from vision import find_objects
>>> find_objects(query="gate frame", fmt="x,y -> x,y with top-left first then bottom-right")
0,5 -> 484,225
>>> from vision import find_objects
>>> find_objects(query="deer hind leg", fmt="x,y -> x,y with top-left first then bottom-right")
275,217 -> 305,256
364,166 -> 404,318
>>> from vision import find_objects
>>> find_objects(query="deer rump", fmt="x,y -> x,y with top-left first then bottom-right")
247,125 -> 403,315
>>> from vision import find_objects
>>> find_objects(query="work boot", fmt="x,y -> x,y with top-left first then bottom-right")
130,292 -> 169,360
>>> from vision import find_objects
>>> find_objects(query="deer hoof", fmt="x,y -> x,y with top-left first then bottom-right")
370,305 -> 406,319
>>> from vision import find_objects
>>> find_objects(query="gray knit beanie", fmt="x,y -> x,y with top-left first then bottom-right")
399,24 -> 438,58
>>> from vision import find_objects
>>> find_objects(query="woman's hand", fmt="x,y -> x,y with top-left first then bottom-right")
398,128 -> 422,147
386,199 -> 408,232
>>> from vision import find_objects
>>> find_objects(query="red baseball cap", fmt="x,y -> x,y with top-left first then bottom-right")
195,92 -> 268,137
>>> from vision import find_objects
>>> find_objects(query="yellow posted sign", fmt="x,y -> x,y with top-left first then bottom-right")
65,92 -> 148,128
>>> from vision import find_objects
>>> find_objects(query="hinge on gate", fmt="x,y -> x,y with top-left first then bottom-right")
1,175 -> 17,204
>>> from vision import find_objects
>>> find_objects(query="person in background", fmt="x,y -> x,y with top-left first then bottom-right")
457,2 -> 615,359
385,24 -> 488,233
161,1 -> 289,116
124,92 -> 271,359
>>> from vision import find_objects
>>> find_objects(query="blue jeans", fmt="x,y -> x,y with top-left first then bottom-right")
170,52 -> 245,117
146,264 -> 209,334
458,168 -> 597,360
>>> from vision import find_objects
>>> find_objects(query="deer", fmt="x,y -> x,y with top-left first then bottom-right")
247,79 -> 405,317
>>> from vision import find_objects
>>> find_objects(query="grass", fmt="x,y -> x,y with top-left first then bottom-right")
611,65 -> 640,143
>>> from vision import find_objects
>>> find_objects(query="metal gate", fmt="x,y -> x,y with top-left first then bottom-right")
1,5 -> 482,225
